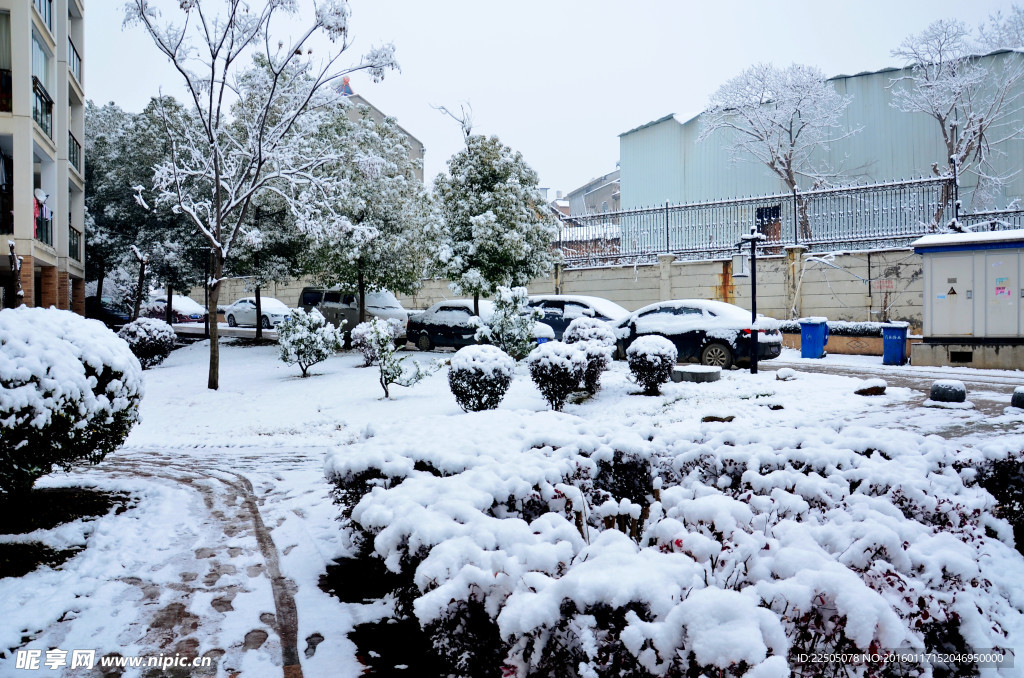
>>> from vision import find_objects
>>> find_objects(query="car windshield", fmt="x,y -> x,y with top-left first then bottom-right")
366,291 -> 403,309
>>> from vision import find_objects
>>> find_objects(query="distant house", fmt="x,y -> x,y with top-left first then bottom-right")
340,78 -> 426,183
619,51 -> 1024,213
564,169 -> 620,216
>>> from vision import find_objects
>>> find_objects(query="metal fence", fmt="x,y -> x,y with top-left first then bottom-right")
558,176 -> 1024,268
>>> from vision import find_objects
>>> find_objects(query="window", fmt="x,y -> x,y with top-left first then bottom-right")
324,291 -> 342,303
31,34 -> 50,91
674,307 -> 703,316
301,290 -> 323,306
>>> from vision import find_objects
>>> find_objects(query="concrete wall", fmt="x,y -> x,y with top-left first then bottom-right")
189,248 -> 925,331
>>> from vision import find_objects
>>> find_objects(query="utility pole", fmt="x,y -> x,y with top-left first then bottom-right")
737,224 -> 763,374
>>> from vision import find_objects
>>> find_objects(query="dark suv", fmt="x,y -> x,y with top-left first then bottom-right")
85,296 -> 130,330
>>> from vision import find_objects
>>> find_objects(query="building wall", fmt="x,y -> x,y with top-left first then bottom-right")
0,0 -> 85,310
621,52 -> 1024,212
346,93 -> 425,183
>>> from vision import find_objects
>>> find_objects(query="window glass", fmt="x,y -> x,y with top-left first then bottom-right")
674,307 -> 703,315
301,290 -> 323,306
31,33 -> 49,90
324,292 -> 342,304
564,302 -> 589,319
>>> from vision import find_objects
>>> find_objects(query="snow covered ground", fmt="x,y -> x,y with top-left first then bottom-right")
2,340 -> 1023,677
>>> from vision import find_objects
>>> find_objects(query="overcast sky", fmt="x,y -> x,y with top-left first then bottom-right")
87,1 -> 1017,196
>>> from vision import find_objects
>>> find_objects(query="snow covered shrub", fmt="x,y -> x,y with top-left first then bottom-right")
448,345 -> 515,412
0,308 -> 143,495
118,317 -> 176,369
352,318 -> 403,366
976,453 -> 1024,550
276,308 -> 345,377
473,286 -> 539,361
563,317 -> 616,347
563,318 -> 616,394
626,335 -> 677,395
365,317 -> 438,398
526,341 -> 587,411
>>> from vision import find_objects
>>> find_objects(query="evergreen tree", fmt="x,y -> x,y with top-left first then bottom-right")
433,135 -> 559,315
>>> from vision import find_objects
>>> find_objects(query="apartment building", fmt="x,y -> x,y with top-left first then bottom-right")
0,0 -> 85,312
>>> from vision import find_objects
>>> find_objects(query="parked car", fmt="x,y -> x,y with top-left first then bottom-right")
144,294 -> 208,324
223,297 -> 290,329
298,287 -> 408,341
85,296 -> 131,330
612,299 -> 783,368
527,294 -> 630,340
407,299 -> 554,352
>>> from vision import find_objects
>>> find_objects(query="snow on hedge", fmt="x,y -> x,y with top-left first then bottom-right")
0,307 -> 143,493
450,344 -> 516,378
325,404 -> 1023,676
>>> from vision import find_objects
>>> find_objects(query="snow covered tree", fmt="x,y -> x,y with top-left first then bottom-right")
978,5 -> 1024,51
305,105 -> 438,324
433,135 -> 560,315
125,0 -> 398,389
472,285 -> 538,361
361,317 -> 437,398
276,308 -> 344,378
891,18 -> 1024,214
698,64 -> 860,239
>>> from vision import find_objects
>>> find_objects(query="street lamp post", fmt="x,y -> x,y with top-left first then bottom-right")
737,225 -> 763,374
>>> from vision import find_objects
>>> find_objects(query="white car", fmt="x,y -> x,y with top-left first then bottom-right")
223,297 -> 291,329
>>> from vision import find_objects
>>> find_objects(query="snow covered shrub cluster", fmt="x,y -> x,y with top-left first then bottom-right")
0,308 -> 143,495
351,317 -> 404,366
364,317 -> 437,398
526,342 -> 587,411
626,335 -> 677,395
276,308 -> 345,377
474,286 -> 539,361
117,317 -> 176,369
326,411 -> 1022,678
563,317 -> 616,394
448,345 -> 515,412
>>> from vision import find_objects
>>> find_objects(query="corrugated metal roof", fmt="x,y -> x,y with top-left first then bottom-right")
619,113 -> 677,138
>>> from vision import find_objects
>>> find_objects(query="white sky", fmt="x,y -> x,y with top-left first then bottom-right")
86,1 -> 1017,195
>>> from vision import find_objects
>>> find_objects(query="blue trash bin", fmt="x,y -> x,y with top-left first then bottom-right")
799,317 -> 829,359
881,322 -> 909,365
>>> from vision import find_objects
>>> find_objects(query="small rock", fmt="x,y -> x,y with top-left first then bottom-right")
1012,387 -> 1024,409
672,366 -> 722,383
856,378 -> 887,396
775,368 -> 797,381
930,379 -> 967,403
701,415 -> 735,423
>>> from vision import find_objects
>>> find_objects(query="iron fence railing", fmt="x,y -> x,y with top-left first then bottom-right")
68,37 -> 82,84
558,176 -> 1023,267
35,212 -> 52,246
958,208 -> 1024,231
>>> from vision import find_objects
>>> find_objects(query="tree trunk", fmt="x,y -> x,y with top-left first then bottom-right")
208,258 -> 223,390
357,267 -> 366,325
255,285 -> 263,340
473,292 -> 480,318
95,268 -> 105,307
164,284 -> 174,324
132,260 -> 146,321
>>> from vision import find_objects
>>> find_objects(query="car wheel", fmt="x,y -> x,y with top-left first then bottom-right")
416,333 -> 434,352
227,315 -> 237,327
700,342 -> 733,369
261,316 -> 271,329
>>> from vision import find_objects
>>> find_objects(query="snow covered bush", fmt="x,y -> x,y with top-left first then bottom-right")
627,335 -> 677,395
276,308 -> 345,377
117,317 -> 176,369
563,317 -> 616,394
326,410 -> 1023,678
0,308 -> 143,495
448,345 -> 515,412
526,342 -> 587,411
473,286 -> 539,361
364,317 -> 438,398
351,318 -> 404,367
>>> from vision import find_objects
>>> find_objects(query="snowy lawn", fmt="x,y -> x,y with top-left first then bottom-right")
2,339 -> 1024,676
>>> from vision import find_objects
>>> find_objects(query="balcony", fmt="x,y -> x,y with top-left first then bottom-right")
68,38 -> 81,85
32,77 -> 52,138
35,212 -> 52,246
69,131 -> 81,173
69,225 -> 81,261
34,0 -> 53,33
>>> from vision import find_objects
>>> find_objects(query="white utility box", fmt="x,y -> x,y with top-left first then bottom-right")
911,229 -> 1024,369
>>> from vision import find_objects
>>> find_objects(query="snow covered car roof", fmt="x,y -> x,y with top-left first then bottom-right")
148,294 -> 207,315
232,297 -> 289,311
620,299 -> 780,331
529,295 -> 630,320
